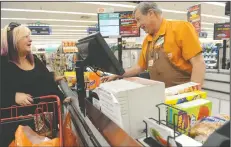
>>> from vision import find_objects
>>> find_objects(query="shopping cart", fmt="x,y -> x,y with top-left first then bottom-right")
0,95 -> 63,146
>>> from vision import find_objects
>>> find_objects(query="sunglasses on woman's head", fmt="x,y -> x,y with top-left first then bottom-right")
7,22 -> 21,32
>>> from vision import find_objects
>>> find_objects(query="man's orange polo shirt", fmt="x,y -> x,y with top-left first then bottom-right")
138,18 -> 202,73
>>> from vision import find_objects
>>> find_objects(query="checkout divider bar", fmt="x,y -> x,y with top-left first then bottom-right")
59,80 -> 102,146
68,105 -> 102,147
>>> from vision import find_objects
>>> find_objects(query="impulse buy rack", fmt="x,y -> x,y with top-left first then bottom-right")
140,103 -> 189,147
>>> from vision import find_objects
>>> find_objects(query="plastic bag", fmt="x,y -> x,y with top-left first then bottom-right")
10,125 -> 59,147
8,140 -> 16,147
63,112 -> 79,147
189,114 -> 230,143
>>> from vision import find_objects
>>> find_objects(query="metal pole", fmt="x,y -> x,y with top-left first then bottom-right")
222,40 -> 227,69
76,60 -> 86,116
118,38 -> 123,67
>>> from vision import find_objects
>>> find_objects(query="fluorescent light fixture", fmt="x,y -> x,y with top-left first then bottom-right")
201,14 -> 229,20
32,39 -> 79,41
78,2 -> 136,8
31,35 -> 87,37
51,32 -> 88,35
1,8 -> 97,16
201,22 -> 214,25
52,29 -> 86,32
80,2 -> 229,20
162,9 -> 185,14
201,28 -> 213,30
23,24 -> 94,28
1,18 -> 97,23
202,2 -> 225,7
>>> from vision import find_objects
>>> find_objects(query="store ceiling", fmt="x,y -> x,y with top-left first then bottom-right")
1,2 -> 229,45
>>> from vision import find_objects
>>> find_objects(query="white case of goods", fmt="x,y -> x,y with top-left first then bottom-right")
94,77 -> 165,139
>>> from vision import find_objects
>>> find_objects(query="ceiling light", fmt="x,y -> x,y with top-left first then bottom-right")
52,29 -> 86,32
51,32 -> 88,35
162,9 -> 186,14
32,39 -> 79,41
79,2 -> 229,20
49,25 -> 94,28
22,24 -> 94,28
202,2 -> 225,7
31,35 -> 87,37
201,22 -> 214,25
201,14 -> 229,20
201,28 -> 214,30
1,18 -> 97,23
1,8 -> 97,16
78,2 -> 136,8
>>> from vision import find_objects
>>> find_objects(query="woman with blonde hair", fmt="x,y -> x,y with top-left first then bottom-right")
1,22 -> 70,108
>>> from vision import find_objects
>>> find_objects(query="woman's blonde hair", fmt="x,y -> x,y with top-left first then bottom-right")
1,24 -> 34,64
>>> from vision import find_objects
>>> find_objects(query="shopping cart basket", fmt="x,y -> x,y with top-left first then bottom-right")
0,95 -> 63,146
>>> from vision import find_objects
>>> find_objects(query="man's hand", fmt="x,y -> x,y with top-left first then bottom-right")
101,65 -> 144,83
15,92 -> 33,106
190,53 -> 206,86
101,75 -> 120,83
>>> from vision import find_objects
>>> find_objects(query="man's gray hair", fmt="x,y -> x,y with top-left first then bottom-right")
133,2 -> 162,15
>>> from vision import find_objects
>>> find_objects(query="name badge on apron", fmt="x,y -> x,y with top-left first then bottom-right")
154,36 -> 165,49
148,59 -> 154,67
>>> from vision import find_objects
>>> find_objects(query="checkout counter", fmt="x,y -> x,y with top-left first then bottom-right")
59,32 -> 230,147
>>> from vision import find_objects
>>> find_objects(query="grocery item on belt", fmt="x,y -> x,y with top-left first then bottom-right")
189,114 -> 230,143
168,99 -> 212,134
165,91 -> 207,105
165,82 -> 200,96
64,71 -> 76,87
144,118 -> 177,147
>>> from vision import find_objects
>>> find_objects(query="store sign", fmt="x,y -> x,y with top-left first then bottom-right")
119,11 -> 140,37
28,26 -> 51,35
214,23 -> 230,40
87,27 -> 98,34
187,4 -> 201,33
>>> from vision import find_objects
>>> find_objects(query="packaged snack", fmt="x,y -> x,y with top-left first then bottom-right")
64,72 -> 76,87
165,91 -> 207,105
168,99 -> 212,134
88,72 -> 101,90
144,118 -> 177,147
189,114 -> 230,143
165,82 -> 200,96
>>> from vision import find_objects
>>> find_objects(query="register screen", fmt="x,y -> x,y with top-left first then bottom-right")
98,13 -> 120,37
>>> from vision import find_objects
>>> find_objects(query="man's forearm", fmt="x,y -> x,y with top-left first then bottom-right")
122,65 -> 145,78
191,62 -> 206,86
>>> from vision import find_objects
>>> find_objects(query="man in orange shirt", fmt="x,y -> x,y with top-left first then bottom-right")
103,2 -> 205,87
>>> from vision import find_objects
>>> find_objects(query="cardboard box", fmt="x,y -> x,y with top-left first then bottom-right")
165,82 -> 200,96
165,91 -> 207,105
168,99 -> 212,134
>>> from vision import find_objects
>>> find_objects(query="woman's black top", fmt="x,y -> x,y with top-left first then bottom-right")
1,55 -> 65,108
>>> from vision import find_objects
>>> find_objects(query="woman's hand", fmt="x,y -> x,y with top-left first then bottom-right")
63,97 -> 72,104
15,92 -> 33,106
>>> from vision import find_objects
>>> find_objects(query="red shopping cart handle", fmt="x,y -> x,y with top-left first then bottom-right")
32,96 -> 57,104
